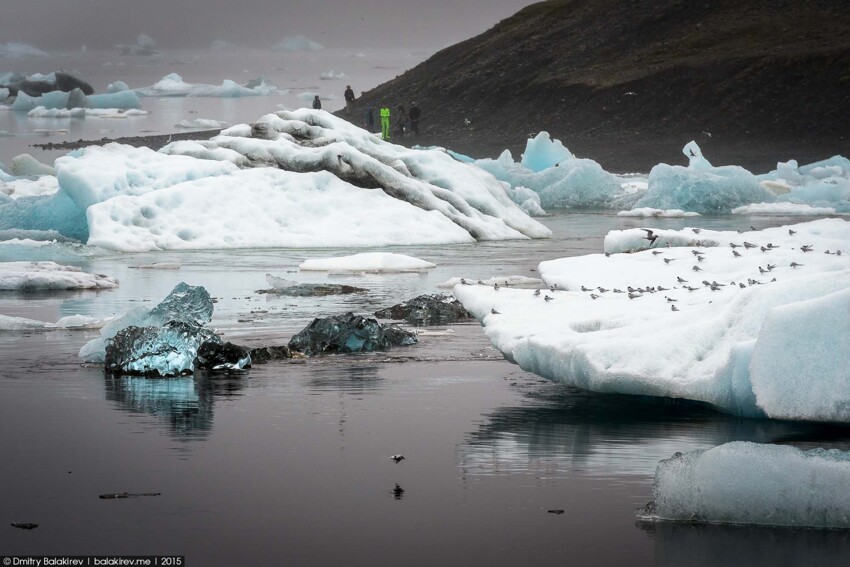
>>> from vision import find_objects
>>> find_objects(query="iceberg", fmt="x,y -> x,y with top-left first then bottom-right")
80,282 -> 213,363
11,89 -> 141,111
105,321 -> 221,376
261,274 -> 366,296
473,133 -> 628,210
639,442 -> 850,529
731,202 -> 838,215
0,261 -> 117,290
0,313 -> 105,332
175,118 -> 228,129
453,219 -> 850,422
617,208 -> 700,218
320,70 -> 347,80
271,36 -> 324,52
634,142 -> 777,213
374,294 -> 472,326
195,341 -> 252,372
0,42 -> 49,58
1,111 -> 549,250
135,73 -> 277,98
288,312 -> 417,356
299,253 -> 435,273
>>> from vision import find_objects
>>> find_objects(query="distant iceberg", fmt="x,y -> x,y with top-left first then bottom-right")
299,253 -> 436,273
0,42 -> 48,58
454,219 -> 850,422
640,442 -> 850,529
271,36 -> 324,52
11,90 -> 142,111
135,73 -> 277,98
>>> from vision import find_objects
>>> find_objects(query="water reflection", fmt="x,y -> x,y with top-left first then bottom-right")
104,373 -> 246,439
305,363 -> 384,395
641,521 -> 850,567
459,386 -> 850,480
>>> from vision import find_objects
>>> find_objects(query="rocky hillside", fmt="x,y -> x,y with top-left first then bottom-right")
338,0 -> 850,172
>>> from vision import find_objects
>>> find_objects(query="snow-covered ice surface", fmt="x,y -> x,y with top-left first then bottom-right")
437,275 -> 543,289
0,110 -> 548,251
299,253 -> 436,273
641,442 -> 850,529
454,219 -> 850,422
618,208 -> 700,218
0,175 -> 59,199
732,202 -> 839,215
0,261 -> 117,290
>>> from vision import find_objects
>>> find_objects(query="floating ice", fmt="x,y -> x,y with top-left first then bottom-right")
163,109 -> 550,243
271,36 -> 324,52
320,70 -> 347,80
105,321 -> 222,376
262,274 -> 366,296
640,442 -> 850,529
0,42 -> 48,58
300,253 -> 436,273
80,282 -> 213,363
731,202 -> 838,215
374,294 -> 472,326
175,118 -> 228,129
11,89 -> 141,111
28,106 -> 147,118
617,208 -> 700,218
0,261 -> 117,290
0,175 -> 58,199
135,73 -> 277,97
10,154 -> 55,177
634,142 -> 776,213
288,312 -> 416,356
454,219 -> 850,422
0,313 -> 105,332
474,136 -> 628,210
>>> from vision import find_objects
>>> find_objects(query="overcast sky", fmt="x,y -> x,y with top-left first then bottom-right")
1,0 -> 541,50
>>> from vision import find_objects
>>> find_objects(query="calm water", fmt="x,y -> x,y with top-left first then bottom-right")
2,212 -> 850,565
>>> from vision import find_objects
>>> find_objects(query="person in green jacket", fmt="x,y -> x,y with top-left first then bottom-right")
380,105 -> 391,140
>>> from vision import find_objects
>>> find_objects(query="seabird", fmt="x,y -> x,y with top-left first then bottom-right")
652,250 -> 663,255
491,308 -> 500,315
389,455 -> 405,464
664,258 -> 675,264
628,292 -> 642,299
750,225 -> 758,231
692,228 -> 702,234
758,267 -> 767,274
767,264 -> 776,271
684,285 -> 699,291
494,283 -> 500,291
697,256 -> 705,262
657,286 -> 669,291
598,287 -> 609,293
692,265 -> 702,272
739,283 -> 746,289
671,304 -> 679,312
801,245 -> 813,252
733,250 -> 741,257
641,229 -> 658,246
605,252 -> 611,257
691,250 -> 703,256
627,286 -> 637,292
581,286 -> 593,292
743,242 -> 756,249
544,295 -> 554,302
789,229 -> 797,235
534,289 -> 542,296
730,243 -> 740,249
613,288 -> 624,293
550,284 -> 557,292
760,246 -> 769,253
666,296 -> 678,302
590,294 -> 599,300
677,276 -> 688,283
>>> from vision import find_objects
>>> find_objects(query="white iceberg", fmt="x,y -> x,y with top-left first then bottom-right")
641,442 -> 850,529
453,219 -> 850,422
175,118 -> 228,129
27,106 -> 148,118
0,42 -> 48,58
0,313 -> 106,331
135,73 -> 277,98
11,90 -> 142,111
617,208 -> 700,218
271,36 -> 324,52
320,70 -> 347,80
0,261 -> 117,290
299,253 -> 436,273
0,175 -> 59,199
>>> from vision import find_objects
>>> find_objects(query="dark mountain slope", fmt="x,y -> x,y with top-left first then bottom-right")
337,0 -> 850,172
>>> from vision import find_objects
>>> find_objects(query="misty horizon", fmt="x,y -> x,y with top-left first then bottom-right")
1,0 -> 540,51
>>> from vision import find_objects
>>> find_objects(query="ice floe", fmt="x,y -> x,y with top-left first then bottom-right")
300,253 -> 435,273
639,442 -> 850,529
453,219 -> 850,422
135,73 -> 277,97
731,203 -> 839,215
27,106 -> 148,118
617,208 -> 700,218
0,313 -> 105,332
271,36 -> 324,52
0,261 -> 117,290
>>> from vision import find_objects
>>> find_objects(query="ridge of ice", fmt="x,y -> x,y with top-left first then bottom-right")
0,261 -> 117,290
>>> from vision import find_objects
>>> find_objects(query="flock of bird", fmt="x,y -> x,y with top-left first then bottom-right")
474,225 -> 844,315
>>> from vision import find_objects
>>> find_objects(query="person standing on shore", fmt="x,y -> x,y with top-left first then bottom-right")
408,103 -> 421,135
344,85 -> 355,106
312,95 -> 322,110
395,104 -> 407,137
380,105 -> 391,140
364,106 -> 374,132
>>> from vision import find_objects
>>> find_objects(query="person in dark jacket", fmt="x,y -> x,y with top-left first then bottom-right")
408,103 -> 421,135
344,85 -> 355,105
395,105 -> 408,136
312,95 -> 322,110
364,106 -> 374,132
